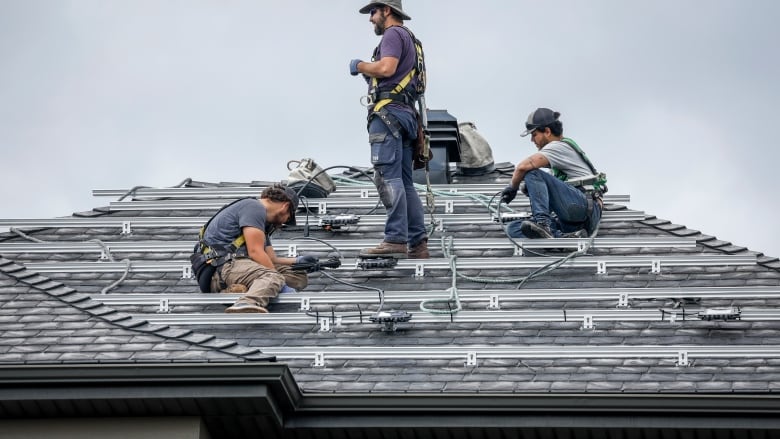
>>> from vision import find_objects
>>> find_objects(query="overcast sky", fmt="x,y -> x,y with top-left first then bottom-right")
1,1 -> 779,258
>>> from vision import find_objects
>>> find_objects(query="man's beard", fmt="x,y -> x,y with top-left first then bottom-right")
373,16 -> 386,35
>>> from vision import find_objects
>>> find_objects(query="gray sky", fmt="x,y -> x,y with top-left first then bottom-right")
1,0 -> 779,258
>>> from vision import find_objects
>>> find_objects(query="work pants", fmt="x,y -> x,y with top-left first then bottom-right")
211,259 -> 308,307
367,107 -> 427,247
507,169 -> 602,238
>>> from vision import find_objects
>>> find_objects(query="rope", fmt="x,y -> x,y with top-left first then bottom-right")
87,238 -> 132,295
116,178 -> 193,202
9,227 -> 46,243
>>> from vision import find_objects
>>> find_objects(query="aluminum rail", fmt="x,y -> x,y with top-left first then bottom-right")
0,210 -> 645,231
134,308 -> 780,326
90,286 -> 780,307
106,194 -> 631,212
92,184 -> 628,199
21,254 -> 758,274
260,345 -> 780,362
0,236 -> 695,255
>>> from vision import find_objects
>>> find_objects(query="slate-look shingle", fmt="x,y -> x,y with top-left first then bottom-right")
1,169 -> 780,394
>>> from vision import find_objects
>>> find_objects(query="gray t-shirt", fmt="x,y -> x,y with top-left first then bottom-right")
539,140 -> 594,179
203,198 -> 272,247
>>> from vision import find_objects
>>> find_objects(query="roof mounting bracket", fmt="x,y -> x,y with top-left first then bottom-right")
465,352 -> 477,367
597,261 -> 607,274
617,293 -> 630,308
669,312 -> 678,324
157,298 -> 170,313
99,249 -> 109,261
360,188 -> 370,198
121,221 -> 132,235
319,318 -> 331,332
581,315 -> 594,330
676,351 -> 690,367
313,352 -> 325,367
414,263 -> 425,278
182,265 -> 193,279
513,244 -> 523,256
445,200 -> 454,213
317,201 -> 327,215
577,241 -> 587,252
435,218 -> 444,232
299,297 -> 311,311
487,294 -> 501,310
449,188 -> 459,193
651,259 -> 661,273
287,244 -> 298,257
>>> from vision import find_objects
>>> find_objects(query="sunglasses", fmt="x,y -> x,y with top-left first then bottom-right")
369,7 -> 383,16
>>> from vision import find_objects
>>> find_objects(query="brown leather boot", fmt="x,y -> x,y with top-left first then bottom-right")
408,238 -> 430,259
359,241 -> 408,259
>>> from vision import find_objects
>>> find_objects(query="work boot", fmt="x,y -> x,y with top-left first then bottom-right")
561,229 -> 588,239
519,220 -> 554,239
359,241 -> 408,259
408,238 -> 430,259
225,300 -> 268,314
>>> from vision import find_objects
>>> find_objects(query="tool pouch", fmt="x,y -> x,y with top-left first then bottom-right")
190,252 -> 216,293
413,112 -> 432,170
287,158 -> 337,199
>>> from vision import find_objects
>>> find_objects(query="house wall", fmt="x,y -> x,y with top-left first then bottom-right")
0,417 -> 210,439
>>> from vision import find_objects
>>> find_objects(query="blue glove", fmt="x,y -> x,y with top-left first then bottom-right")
500,185 -> 518,204
280,283 -> 297,294
349,59 -> 362,76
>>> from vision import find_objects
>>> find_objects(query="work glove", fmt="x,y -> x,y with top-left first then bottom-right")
349,59 -> 362,76
500,185 -> 518,205
292,254 -> 321,273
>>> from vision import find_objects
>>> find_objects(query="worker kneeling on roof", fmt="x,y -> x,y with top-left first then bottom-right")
501,108 -> 607,240
190,184 -> 319,313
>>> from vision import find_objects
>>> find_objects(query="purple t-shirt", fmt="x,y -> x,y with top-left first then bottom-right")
371,25 -> 418,113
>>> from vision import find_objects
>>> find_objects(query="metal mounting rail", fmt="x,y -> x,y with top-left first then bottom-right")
0,210 -> 645,232
92,184 -> 630,199
134,308 -> 780,326
0,217 -> 207,229
106,194 -> 631,212
90,286 -> 780,308
0,236 -> 694,255
21,254 -> 757,274
260,345 -> 780,362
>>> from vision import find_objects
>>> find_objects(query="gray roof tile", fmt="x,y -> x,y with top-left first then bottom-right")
3,174 -> 780,394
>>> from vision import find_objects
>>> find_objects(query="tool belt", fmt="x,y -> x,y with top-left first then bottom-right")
190,242 -> 249,293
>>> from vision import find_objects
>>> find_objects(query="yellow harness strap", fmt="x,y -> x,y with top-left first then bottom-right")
371,67 -> 416,113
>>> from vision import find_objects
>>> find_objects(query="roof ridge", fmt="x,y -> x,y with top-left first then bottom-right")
0,256 -> 274,362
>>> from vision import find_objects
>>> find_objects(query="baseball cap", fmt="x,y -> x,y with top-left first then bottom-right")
520,108 -> 560,137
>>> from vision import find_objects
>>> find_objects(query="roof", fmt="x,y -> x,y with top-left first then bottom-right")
2,163 -> 780,436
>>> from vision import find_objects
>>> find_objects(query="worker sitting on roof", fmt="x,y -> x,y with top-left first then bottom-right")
195,184 -> 316,313
501,108 -> 606,239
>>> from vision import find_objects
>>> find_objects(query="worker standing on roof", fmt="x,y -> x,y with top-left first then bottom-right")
349,0 -> 429,259
192,184 -> 320,313
501,108 -> 607,239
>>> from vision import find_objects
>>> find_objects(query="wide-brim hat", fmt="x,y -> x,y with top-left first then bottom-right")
359,0 -> 412,20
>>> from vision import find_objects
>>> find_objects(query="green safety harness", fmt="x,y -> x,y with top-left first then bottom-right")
553,137 -> 608,198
